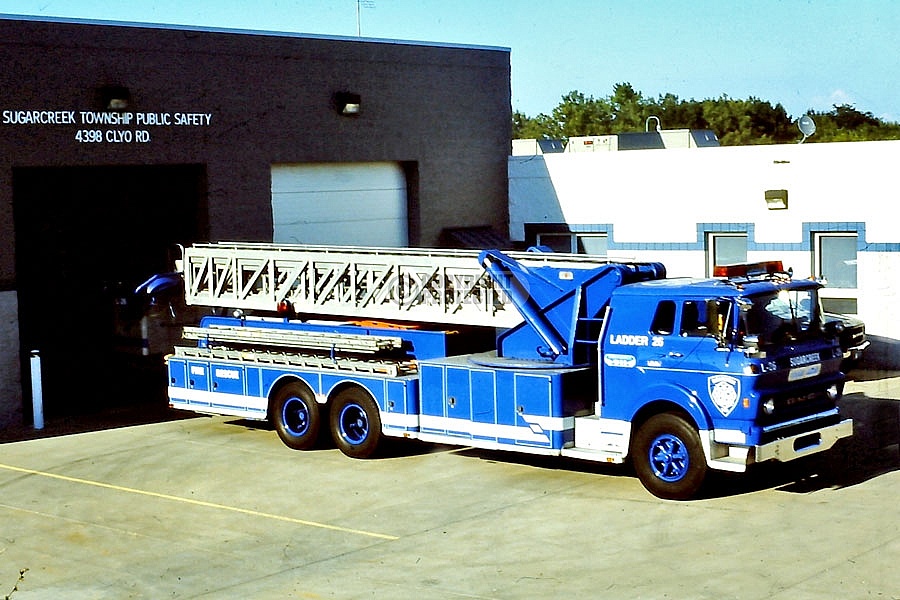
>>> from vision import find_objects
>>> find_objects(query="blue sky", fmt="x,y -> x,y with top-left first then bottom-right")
3,0 -> 898,122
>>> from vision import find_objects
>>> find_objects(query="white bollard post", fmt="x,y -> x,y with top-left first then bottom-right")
30,350 -> 44,430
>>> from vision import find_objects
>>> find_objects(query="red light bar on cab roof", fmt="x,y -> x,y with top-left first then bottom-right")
714,261 -> 784,278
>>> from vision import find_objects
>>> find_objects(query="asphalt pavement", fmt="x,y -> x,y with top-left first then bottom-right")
0,370 -> 897,599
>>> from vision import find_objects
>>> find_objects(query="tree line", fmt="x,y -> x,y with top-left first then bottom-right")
513,83 -> 900,145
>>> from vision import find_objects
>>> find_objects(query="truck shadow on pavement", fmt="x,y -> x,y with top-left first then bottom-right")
453,389 -> 900,500
711,391 -> 900,498
227,418 -> 456,458
0,399 -> 195,444
5,379 -> 897,502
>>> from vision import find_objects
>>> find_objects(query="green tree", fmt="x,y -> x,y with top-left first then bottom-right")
700,96 -> 793,145
512,110 -> 549,140
804,104 -> 900,142
609,82 -> 648,131
548,90 -> 615,138
647,93 -> 708,130
512,84 -> 900,145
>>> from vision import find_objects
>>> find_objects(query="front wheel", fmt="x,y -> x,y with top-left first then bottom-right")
330,387 -> 382,459
632,412 -> 708,500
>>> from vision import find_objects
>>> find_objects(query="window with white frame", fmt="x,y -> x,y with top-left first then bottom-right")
707,233 -> 747,276
814,232 -> 858,313
535,232 -> 608,256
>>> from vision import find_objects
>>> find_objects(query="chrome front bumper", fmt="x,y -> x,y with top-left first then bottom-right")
844,340 -> 871,361
755,418 -> 853,463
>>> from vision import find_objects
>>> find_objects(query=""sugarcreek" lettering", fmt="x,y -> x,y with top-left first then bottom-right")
3,108 -> 214,145
2,110 -> 212,127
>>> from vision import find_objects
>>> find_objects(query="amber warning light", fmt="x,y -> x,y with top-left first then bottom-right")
714,261 -> 784,278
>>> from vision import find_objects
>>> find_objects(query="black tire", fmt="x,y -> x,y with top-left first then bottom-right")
632,412 -> 708,500
329,387 -> 382,459
271,382 -> 321,450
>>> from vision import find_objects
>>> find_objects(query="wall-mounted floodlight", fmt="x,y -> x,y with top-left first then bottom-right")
334,92 -> 361,116
765,189 -> 788,210
98,85 -> 131,111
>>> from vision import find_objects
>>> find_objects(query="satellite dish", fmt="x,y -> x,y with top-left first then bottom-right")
798,114 -> 816,143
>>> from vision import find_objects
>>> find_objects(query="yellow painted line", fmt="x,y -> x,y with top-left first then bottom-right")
0,462 -> 398,541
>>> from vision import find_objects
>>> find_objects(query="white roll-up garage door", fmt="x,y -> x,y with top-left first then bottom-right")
271,162 -> 408,247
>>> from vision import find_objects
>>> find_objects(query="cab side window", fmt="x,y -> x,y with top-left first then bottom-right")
680,301 -> 708,337
680,299 -> 730,338
651,300 -> 676,335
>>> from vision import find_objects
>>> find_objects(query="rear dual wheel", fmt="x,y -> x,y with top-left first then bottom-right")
272,383 -> 382,458
330,387 -> 382,459
271,383 -> 320,450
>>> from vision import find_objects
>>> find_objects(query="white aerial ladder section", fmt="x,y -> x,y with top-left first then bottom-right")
180,242 -> 613,328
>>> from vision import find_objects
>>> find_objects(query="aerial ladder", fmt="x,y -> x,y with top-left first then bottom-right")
138,242 -> 636,381
147,241 -> 622,329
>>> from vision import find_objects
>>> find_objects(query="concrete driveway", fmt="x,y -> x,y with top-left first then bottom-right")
1,372 -> 898,599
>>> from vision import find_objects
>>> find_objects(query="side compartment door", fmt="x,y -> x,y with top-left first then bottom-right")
420,363 -> 446,435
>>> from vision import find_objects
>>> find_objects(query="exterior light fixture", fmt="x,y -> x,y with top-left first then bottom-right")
765,189 -> 788,210
98,84 -> 131,111
334,91 -> 361,116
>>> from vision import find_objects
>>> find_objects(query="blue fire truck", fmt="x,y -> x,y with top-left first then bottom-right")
140,242 -> 852,499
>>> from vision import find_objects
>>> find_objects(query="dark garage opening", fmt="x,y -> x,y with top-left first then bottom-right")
13,164 -> 208,419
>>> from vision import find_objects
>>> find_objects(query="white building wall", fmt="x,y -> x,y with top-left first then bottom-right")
509,140 -> 900,368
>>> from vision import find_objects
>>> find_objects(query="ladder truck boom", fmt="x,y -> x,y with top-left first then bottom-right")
154,242 -> 852,500
177,242 -> 617,328
478,249 -> 665,365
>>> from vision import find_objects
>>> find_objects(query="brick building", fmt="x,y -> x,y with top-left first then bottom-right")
0,16 -> 511,427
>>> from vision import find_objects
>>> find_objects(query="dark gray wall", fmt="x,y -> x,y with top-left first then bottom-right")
0,17 -> 511,427
0,17 -> 511,285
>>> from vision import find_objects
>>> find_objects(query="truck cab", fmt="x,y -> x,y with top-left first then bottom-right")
599,261 -> 850,498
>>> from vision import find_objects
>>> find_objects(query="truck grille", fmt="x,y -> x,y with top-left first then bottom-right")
757,386 -> 837,431
843,327 -> 866,348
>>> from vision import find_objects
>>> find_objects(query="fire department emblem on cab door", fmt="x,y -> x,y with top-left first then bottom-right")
708,375 -> 740,416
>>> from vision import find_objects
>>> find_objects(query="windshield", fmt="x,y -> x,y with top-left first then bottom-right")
739,289 -> 821,345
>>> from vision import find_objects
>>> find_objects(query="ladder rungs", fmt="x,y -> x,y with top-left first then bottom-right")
182,325 -> 403,354
173,346 -> 417,377
179,242 -> 616,328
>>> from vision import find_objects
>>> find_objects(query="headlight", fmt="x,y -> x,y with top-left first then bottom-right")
762,398 -> 776,415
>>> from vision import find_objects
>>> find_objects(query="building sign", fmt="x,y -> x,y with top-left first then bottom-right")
1,109 -> 213,144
